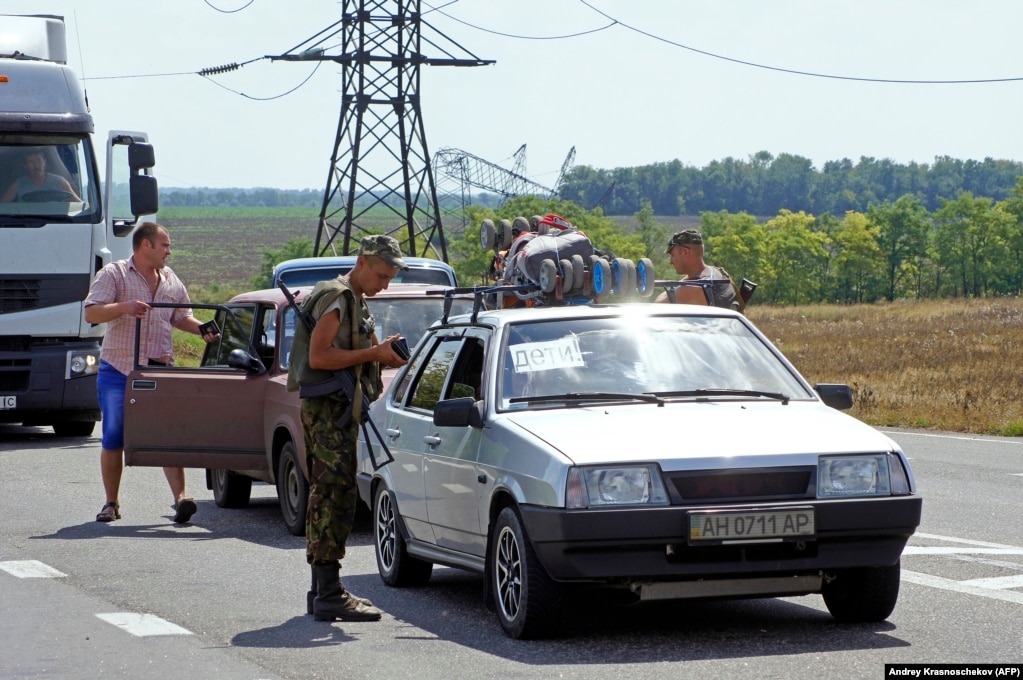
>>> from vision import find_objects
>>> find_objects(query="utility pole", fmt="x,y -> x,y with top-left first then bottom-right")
272,0 -> 492,260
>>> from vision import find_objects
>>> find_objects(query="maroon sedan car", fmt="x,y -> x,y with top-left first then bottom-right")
123,284 -> 473,534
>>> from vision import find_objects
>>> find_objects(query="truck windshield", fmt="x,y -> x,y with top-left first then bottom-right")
0,134 -> 98,222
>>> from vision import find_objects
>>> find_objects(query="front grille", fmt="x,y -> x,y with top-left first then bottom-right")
0,274 -> 90,314
0,278 -> 40,313
667,467 -> 814,503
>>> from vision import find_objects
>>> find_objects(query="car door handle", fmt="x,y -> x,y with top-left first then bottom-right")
385,428 -> 401,441
423,434 -> 442,448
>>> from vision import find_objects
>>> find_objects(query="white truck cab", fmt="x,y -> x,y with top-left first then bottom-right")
0,14 -> 158,435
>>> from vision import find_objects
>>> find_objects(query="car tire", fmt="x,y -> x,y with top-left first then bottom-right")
538,259 -> 558,293
570,254 -> 586,292
490,506 -> 564,639
621,258 -> 637,298
498,219 -> 514,249
636,257 -> 655,297
211,468 -> 253,509
481,219 -> 496,251
52,421 -> 96,437
374,485 -> 433,587
821,561 -> 901,623
592,258 -> 612,297
276,440 -> 308,537
559,258 -> 574,293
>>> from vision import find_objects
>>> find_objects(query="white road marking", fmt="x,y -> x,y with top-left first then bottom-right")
95,613 -> 193,637
902,570 -> 1023,605
958,574 -> 1023,589
0,560 -> 66,578
903,547 -> 1023,556
913,533 -> 1023,550
885,430 -> 1023,446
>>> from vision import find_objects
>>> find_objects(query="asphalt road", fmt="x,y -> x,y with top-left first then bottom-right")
1,424 -> 1021,680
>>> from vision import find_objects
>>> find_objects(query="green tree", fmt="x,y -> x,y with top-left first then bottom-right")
867,195 -> 930,301
830,211 -> 884,303
759,210 -> 831,305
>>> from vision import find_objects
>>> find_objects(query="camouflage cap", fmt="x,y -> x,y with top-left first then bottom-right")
359,234 -> 409,270
665,228 -> 703,253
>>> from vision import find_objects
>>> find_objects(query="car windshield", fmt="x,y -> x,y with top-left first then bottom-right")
279,266 -> 453,288
0,134 -> 97,222
369,296 -> 474,349
498,315 -> 813,410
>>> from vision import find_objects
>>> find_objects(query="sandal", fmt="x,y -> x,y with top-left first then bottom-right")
96,502 -> 120,522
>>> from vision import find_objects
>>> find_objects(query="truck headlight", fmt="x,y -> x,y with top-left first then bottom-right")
67,350 -> 100,379
817,454 -> 891,498
567,465 -> 669,508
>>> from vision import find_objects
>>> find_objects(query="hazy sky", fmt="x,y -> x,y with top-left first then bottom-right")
4,1 -> 1023,191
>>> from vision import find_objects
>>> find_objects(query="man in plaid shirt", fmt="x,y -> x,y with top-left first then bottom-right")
84,222 -> 218,524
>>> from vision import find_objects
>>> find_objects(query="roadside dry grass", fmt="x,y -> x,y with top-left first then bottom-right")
749,298 -> 1023,436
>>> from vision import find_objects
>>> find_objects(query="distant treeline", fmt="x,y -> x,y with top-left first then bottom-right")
558,152 -> 1023,217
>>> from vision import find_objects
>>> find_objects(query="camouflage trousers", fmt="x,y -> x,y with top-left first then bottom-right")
301,394 -> 359,566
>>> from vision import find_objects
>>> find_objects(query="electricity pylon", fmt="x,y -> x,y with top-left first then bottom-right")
272,1 -> 492,260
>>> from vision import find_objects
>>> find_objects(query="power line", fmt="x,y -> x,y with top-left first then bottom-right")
203,0 -> 256,13
427,0 -> 1023,85
575,0 -> 1023,84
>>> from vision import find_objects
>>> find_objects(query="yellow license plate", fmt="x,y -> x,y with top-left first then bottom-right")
688,508 -> 815,543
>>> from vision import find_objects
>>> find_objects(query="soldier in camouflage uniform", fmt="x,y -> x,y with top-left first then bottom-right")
287,235 -> 409,622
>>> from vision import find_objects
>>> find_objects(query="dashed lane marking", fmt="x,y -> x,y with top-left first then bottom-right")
957,574 -> 1023,590
95,613 -> 193,637
0,560 -> 66,578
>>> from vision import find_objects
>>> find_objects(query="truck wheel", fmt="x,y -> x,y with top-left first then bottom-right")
822,561 -> 901,622
211,468 -> 252,509
480,219 -> 496,250
374,485 -> 433,586
538,260 -> 558,293
277,440 -> 308,536
490,506 -> 564,639
52,421 -> 96,437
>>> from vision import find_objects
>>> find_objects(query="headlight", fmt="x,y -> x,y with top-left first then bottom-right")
566,465 -> 669,508
67,350 -> 100,379
817,454 -> 891,498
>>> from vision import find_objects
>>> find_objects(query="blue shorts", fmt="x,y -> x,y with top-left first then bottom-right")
97,361 -> 127,450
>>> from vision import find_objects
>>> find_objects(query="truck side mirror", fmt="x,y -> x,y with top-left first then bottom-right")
128,142 -> 156,171
129,174 -> 158,217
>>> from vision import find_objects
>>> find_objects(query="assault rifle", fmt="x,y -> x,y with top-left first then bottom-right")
278,282 -> 393,469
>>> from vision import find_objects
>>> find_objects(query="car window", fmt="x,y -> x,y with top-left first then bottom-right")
369,296 -> 475,349
278,266 -> 453,288
201,304 -> 257,367
407,337 -> 464,412
498,316 -> 813,410
281,307 -> 298,369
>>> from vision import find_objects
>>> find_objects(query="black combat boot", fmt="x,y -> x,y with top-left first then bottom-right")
312,562 -> 382,622
307,564 -> 374,615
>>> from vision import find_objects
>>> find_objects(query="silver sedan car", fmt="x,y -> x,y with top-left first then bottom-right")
356,300 -> 922,639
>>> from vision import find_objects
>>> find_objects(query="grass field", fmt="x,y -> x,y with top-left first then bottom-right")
160,207 -> 1022,436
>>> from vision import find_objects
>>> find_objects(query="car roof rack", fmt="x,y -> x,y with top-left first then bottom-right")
429,284 -> 540,324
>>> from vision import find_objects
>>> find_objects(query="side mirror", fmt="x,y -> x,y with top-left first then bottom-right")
227,348 -> 266,376
433,397 -> 483,429
815,383 -> 853,410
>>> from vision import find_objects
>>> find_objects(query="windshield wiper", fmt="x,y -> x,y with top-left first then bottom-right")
510,392 -> 665,406
650,388 -> 790,404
